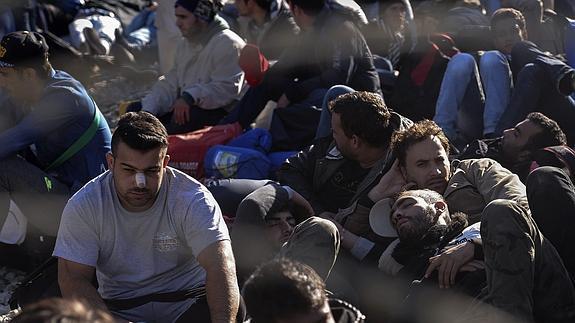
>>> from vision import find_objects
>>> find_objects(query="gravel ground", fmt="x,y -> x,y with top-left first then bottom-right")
0,69 -> 155,319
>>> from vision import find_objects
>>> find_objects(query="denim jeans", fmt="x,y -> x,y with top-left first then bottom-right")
124,9 -> 157,48
480,51 -> 512,135
433,53 -> 485,143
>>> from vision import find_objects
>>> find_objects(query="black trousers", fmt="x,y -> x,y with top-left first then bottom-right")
126,101 -> 228,135
527,166 -> 575,281
175,296 -> 246,323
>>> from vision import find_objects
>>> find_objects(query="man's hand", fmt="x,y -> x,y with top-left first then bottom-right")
277,94 -> 290,108
172,98 -> 191,125
424,242 -> 475,289
58,258 -> 109,313
368,160 -> 411,202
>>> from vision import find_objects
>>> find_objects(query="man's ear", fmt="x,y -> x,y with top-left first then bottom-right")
163,154 -> 170,168
517,149 -> 532,162
106,152 -> 114,171
351,134 -> 360,149
434,200 -> 447,215
21,67 -> 37,81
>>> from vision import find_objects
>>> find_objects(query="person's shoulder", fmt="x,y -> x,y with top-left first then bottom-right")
67,171 -> 111,209
42,70 -> 90,107
165,167 -> 211,200
218,28 -> 246,47
455,158 -> 506,173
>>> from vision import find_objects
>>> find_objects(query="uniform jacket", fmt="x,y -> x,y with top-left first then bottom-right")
142,17 -> 245,115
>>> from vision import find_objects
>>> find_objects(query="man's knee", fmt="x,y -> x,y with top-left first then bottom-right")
516,63 -> 544,83
295,217 -> 339,242
481,199 -> 530,234
527,166 -> 571,197
448,53 -> 476,76
479,51 -> 507,70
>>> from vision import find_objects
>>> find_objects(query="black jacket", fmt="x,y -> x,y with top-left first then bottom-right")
268,6 -> 382,103
244,4 -> 299,60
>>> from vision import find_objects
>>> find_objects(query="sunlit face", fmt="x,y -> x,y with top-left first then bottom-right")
502,119 -> 542,162
492,18 -> 526,54
175,5 -> 205,39
107,142 -> 170,212
264,210 -> 295,248
383,3 -> 407,32
391,194 -> 437,243
401,136 -> 451,194
0,67 -> 32,105
277,301 -> 335,323
331,113 -> 356,160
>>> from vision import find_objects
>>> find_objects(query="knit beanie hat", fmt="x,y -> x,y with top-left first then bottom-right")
380,0 -> 406,13
175,0 -> 219,22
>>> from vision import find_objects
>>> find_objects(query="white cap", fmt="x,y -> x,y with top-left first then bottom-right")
369,198 -> 397,238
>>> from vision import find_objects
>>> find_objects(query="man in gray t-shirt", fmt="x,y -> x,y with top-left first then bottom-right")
53,111 -> 240,323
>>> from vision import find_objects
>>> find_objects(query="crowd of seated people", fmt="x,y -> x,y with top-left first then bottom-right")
1,0 -> 575,322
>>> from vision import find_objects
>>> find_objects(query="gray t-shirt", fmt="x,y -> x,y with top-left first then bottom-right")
53,167 -> 229,320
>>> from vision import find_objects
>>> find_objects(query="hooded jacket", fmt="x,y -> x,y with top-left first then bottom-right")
142,16 -> 245,115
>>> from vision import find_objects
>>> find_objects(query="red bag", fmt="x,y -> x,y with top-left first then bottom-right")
167,123 -> 242,179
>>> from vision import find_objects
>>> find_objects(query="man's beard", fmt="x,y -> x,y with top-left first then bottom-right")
397,207 -> 437,245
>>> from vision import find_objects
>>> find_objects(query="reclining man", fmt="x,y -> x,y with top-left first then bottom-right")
128,0 -> 246,134
0,31 -> 111,269
231,182 -> 340,284
369,188 -> 575,322
458,112 -> 567,182
54,112 -> 240,322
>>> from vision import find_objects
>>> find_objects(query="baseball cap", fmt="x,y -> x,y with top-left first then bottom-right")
0,31 -> 49,68
368,198 -> 397,238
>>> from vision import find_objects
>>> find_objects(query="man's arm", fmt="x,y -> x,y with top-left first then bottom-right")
197,240 -> 240,323
58,258 -> 108,312
277,138 -> 332,214
461,158 -> 528,205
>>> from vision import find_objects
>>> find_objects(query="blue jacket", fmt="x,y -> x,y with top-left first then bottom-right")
0,69 -> 111,191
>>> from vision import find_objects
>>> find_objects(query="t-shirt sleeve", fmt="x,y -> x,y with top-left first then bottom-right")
182,189 -> 230,258
52,197 -> 99,267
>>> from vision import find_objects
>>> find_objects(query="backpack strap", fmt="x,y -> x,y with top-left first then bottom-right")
45,99 -> 101,173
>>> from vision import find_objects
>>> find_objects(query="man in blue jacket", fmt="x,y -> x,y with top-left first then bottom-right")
0,31 -> 111,268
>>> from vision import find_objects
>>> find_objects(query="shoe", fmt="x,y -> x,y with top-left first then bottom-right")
83,27 -> 107,55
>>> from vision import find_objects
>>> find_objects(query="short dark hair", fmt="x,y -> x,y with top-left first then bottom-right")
287,0 -> 324,16
329,91 -> 392,148
242,258 -> 327,323
524,112 -> 567,152
17,59 -> 52,79
111,111 -> 168,155
245,0 -> 272,10
491,8 -> 527,35
11,298 -> 114,323
391,120 -> 450,166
